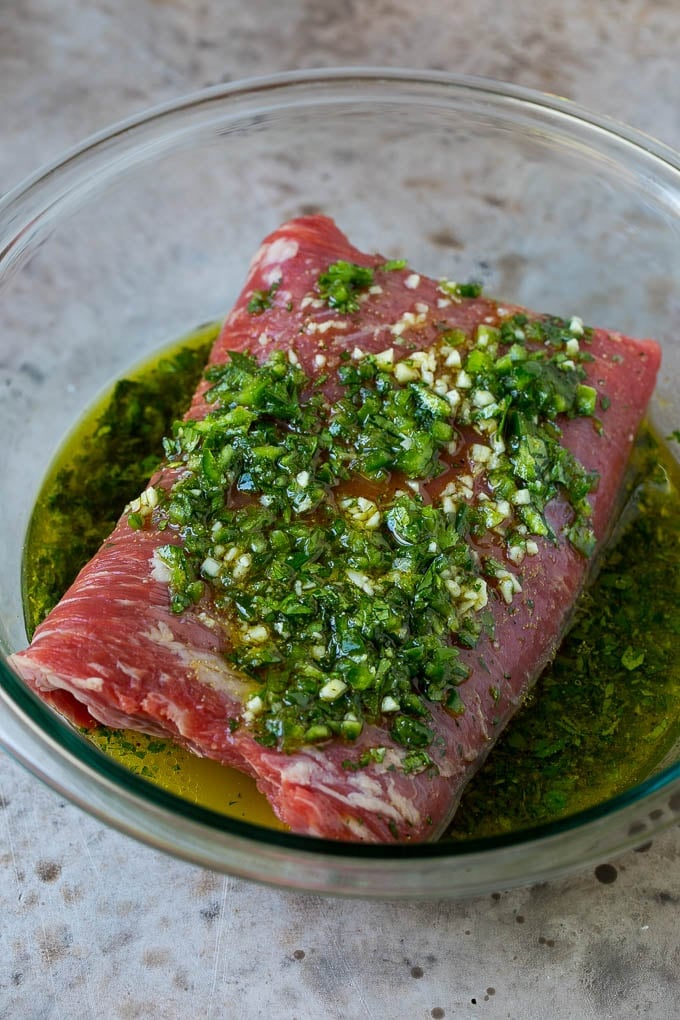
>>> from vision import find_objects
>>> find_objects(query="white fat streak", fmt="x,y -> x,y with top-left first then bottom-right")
386,778 -> 437,820
140,689 -> 196,735
74,675 -> 104,692
261,237 -> 299,266
263,267 -> 283,287
142,620 -> 250,703
276,757 -> 317,785
343,817 -> 370,838
319,774 -> 421,825
144,620 -> 179,647
115,662 -> 144,682
275,752 -> 427,827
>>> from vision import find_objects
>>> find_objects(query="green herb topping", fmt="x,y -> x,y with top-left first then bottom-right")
153,350 -> 476,752
317,260 -> 374,313
449,432 -> 680,838
129,302 -> 601,760
438,279 -> 484,301
247,280 -> 281,315
458,313 -> 599,557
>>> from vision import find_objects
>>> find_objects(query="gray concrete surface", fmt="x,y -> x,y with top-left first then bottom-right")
1,2 -> 679,1017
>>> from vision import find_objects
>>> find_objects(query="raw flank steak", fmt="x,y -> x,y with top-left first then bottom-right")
10,216 -> 661,842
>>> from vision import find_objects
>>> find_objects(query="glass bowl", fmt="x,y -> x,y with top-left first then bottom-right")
1,69 -> 679,899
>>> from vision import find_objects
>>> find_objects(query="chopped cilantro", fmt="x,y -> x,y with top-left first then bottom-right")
402,750 -> 438,775
456,281 -> 483,298
152,348 -> 483,752
439,279 -> 484,300
342,747 -> 387,771
317,260 -> 374,313
247,280 -> 280,314
621,646 -> 645,671
460,313 -> 600,554
391,715 -> 434,748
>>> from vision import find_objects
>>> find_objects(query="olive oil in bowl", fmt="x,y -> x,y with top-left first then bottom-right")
22,328 -> 680,840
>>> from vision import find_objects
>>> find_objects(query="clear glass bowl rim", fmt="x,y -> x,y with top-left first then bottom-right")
1,66 -> 679,896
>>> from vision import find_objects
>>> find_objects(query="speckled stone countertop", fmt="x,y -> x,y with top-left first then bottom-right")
1,3 -> 679,1017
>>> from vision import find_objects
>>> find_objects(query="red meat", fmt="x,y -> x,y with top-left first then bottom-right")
10,216 -> 660,842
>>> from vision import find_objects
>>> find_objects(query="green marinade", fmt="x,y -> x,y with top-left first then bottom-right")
21,326 -> 680,839
450,432 -> 680,838
22,322 -> 218,632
